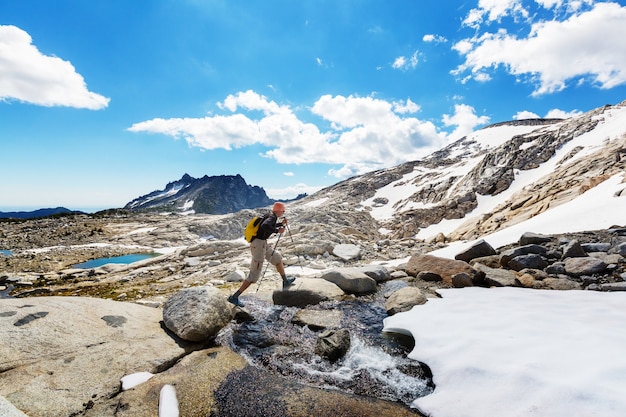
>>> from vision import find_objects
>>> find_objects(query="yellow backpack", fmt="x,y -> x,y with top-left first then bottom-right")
244,214 -> 268,242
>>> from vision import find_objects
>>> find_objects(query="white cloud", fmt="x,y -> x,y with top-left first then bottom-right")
463,0 -> 528,28
392,50 -> 419,71
442,103 -> 490,141
451,39 -> 474,55
454,2 -> 626,95
217,90 -> 284,115
0,25 -> 109,109
130,91 -> 451,179
393,98 -> 420,114
283,171 -> 294,177
265,182 -> 323,200
513,110 -> 540,120
423,34 -> 447,43
544,108 -> 583,118
514,106 -> 584,121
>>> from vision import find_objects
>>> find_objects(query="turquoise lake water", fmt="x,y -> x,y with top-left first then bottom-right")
73,253 -> 157,269
0,250 -> 11,256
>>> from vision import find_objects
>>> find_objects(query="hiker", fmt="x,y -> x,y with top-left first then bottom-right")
228,202 -> 296,307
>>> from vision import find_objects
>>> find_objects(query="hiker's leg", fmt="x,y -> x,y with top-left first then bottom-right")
234,280 -> 252,296
246,240 -> 266,286
230,241 -> 265,305
275,261 -> 285,276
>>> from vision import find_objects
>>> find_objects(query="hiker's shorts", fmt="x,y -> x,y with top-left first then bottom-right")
246,239 -> 282,283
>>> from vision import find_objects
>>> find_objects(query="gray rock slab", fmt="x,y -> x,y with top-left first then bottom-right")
454,239 -> 496,262
332,244 -> 361,261
599,282 -> 626,291
564,257 -> 607,276
272,277 -> 344,307
353,265 -> 391,282
321,269 -> 377,294
385,286 -> 427,315
473,263 -> 519,287
518,232 -> 552,245
0,296 -> 199,417
292,309 -> 342,330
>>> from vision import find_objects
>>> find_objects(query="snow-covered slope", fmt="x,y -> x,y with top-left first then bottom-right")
295,101 -> 626,248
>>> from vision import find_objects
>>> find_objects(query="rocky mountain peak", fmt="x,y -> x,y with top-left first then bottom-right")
124,173 -> 274,215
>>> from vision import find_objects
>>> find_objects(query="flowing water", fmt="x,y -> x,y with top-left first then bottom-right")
216,286 -> 434,407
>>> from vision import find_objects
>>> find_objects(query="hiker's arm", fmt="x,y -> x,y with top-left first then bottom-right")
260,216 -> 284,236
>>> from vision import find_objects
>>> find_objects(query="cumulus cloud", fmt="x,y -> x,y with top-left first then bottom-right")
423,34 -> 447,43
392,50 -> 419,71
265,182 -> 322,200
514,107 -> 583,120
544,108 -> 583,118
129,90 -> 472,179
442,104 -> 490,141
0,25 -> 109,109
513,110 -> 540,120
454,2 -> 626,95
463,0 -> 529,28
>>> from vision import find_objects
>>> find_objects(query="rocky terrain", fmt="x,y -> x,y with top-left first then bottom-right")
1,208 -> 625,417
1,100 -> 626,416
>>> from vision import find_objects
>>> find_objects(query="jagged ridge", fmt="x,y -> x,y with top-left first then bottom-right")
124,173 -> 274,215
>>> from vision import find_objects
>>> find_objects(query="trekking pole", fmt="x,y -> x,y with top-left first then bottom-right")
256,232 -> 282,292
285,222 -> 294,243
286,223 -> 304,270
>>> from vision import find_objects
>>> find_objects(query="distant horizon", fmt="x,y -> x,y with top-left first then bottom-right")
0,205 -> 113,214
0,171 -> 311,214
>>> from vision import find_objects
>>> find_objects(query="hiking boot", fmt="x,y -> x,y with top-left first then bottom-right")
227,295 -> 244,307
282,277 -> 296,289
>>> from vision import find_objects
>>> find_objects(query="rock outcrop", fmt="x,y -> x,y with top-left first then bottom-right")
0,296 -> 205,417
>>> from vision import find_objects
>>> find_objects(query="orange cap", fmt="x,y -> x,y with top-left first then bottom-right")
272,202 -> 285,212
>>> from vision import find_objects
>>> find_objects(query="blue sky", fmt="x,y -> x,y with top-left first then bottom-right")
2,0 -> 626,212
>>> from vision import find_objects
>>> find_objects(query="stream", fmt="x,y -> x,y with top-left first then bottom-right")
216,284 -> 435,407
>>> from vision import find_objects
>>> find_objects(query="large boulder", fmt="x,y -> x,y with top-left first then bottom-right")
563,257 -> 607,276
321,268 -> 377,294
292,309 -> 342,330
518,232 -> 552,245
507,254 -> 549,271
385,286 -> 428,315
0,296 -> 199,417
561,239 -> 587,259
454,239 -> 496,263
406,254 -> 481,285
473,263 -> 518,287
315,329 -> 351,362
353,265 -> 391,282
272,278 -> 344,307
332,244 -> 362,261
500,244 -> 548,267
163,286 -> 234,342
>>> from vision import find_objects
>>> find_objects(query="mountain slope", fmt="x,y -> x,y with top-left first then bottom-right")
125,174 -> 274,214
293,100 -> 626,245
